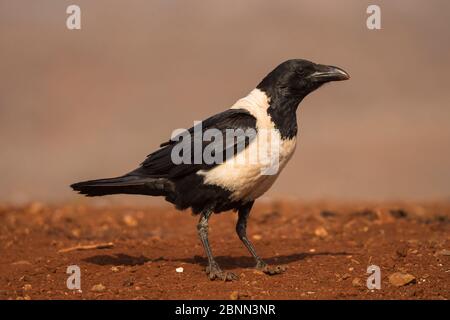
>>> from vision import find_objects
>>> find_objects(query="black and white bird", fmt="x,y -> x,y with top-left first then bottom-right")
71,59 -> 349,281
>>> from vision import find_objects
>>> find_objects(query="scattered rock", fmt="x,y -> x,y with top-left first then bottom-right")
123,215 -> 138,227
149,235 -> 162,242
12,260 -> 32,266
71,228 -> 81,238
314,226 -> 328,238
23,284 -> 32,291
343,220 -> 358,230
374,208 -> 395,224
388,272 -> 416,287
436,249 -> 450,256
111,266 -> 120,273
91,284 -> 106,292
230,291 -> 240,300
19,275 -> 30,282
407,239 -> 420,246
352,277 -> 363,287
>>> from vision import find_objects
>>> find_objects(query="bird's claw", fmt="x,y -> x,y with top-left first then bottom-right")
256,261 -> 286,275
206,264 -> 238,281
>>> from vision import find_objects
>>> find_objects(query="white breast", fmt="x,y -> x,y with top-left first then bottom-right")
198,89 -> 297,202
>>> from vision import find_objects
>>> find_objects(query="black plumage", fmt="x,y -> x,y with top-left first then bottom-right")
71,59 -> 349,281
72,108 -> 257,213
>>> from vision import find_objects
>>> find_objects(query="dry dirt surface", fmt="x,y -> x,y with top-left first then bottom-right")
0,201 -> 449,300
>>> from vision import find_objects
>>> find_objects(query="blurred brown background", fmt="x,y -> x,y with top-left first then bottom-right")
1,0 -> 449,204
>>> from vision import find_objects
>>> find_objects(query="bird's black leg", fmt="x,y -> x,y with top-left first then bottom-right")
236,202 -> 285,275
197,209 -> 238,281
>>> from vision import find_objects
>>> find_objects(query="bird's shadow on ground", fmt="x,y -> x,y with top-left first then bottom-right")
83,251 -> 350,269
178,251 -> 350,270
83,254 -> 162,266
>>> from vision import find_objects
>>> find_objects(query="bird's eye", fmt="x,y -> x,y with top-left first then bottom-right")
295,70 -> 307,78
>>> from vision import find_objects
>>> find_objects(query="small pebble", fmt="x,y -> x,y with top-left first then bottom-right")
352,278 -> 363,287
123,215 -> 138,227
111,266 -> 120,273
230,291 -> 239,300
388,272 -> 416,287
314,227 -> 328,238
436,249 -> 450,256
23,284 -> 32,291
91,284 -> 106,292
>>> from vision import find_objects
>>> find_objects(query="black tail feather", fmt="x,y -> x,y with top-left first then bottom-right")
71,175 -> 174,197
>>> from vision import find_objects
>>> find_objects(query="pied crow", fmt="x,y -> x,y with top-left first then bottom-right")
71,59 -> 349,281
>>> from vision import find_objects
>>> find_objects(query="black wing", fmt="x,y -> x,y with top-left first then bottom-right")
131,108 -> 257,179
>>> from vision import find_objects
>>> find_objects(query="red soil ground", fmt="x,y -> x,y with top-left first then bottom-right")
0,201 -> 449,300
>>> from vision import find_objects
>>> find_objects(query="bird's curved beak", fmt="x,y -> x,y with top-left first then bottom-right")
308,65 -> 350,82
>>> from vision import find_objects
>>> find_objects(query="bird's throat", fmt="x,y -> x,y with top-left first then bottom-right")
267,96 -> 300,139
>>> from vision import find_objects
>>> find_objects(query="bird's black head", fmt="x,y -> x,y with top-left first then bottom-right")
257,59 -> 349,103
257,59 -> 349,139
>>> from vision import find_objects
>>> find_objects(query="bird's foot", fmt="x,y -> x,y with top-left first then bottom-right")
255,261 -> 286,275
206,263 -> 238,281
